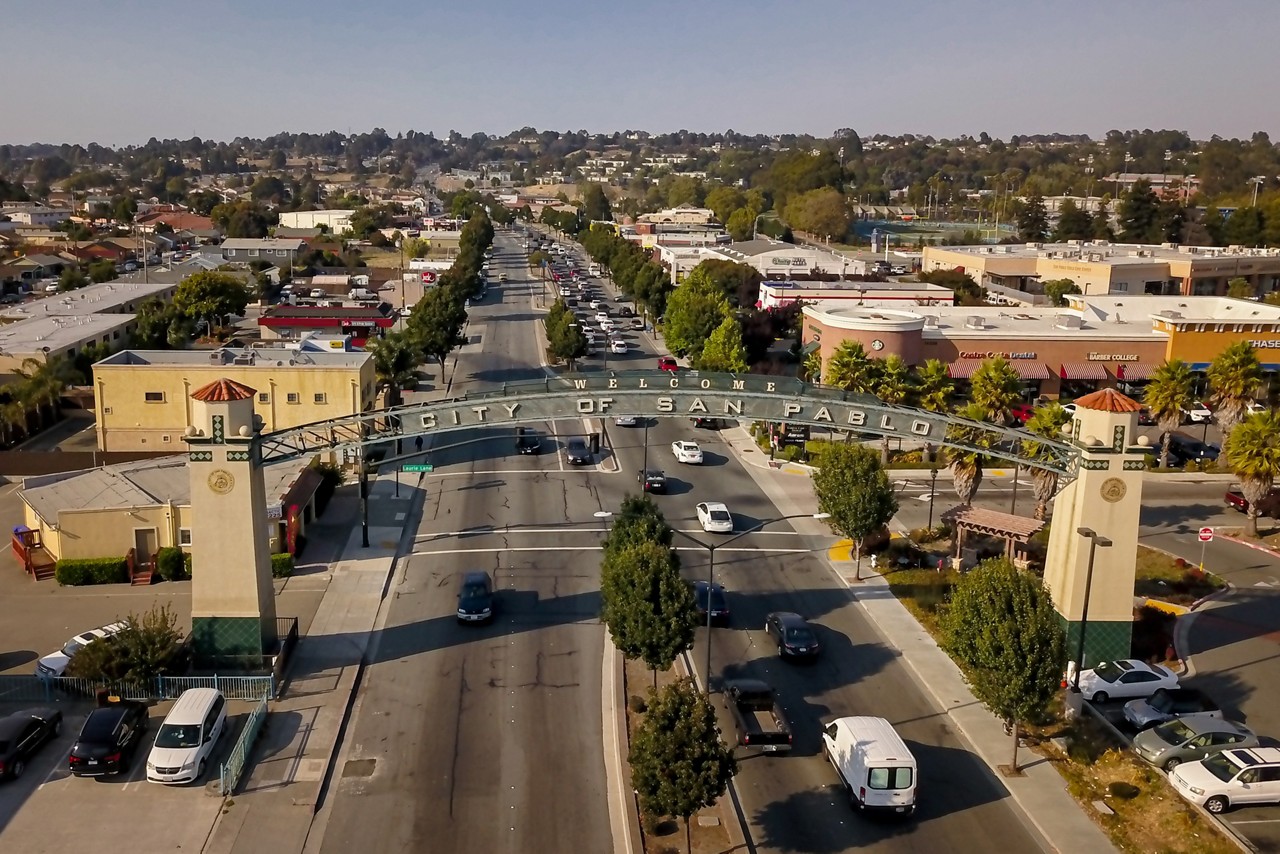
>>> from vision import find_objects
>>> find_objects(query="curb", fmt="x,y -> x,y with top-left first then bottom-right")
1218,532 -> 1280,557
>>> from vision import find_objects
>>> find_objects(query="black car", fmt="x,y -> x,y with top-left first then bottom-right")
691,417 -> 726,430
564,436 -> 592,465
457,571 -> 496,623
1137,407 -> 1156,426
0,708 -> 62,780
692,580 -> 730,627
68,700 -> 149,777
515,428 -> 542,455
764,612 -> 821,661
639,469 -> 667,493
617,306 -> 634,317
1165,432 -> 1221,466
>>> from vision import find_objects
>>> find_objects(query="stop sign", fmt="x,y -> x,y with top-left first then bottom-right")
1198,527 -> 1214,542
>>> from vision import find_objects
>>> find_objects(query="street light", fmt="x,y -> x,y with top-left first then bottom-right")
1250,176 -> 1267,208
671,512 -> 830,691
1071,527 -> 1112,691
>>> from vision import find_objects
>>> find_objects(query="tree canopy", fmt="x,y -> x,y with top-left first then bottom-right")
173,271 -> 251,327
813,443 -> 898,573
662,268 -> 731,360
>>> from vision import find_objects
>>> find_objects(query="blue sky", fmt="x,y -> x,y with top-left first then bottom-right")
4,0 -> 1279,146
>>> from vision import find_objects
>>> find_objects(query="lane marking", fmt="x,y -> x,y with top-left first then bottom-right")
414,527 -> 807,540
411,546 -> 810,557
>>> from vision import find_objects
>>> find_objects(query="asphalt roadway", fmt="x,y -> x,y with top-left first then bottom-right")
318,231 -> 1048,853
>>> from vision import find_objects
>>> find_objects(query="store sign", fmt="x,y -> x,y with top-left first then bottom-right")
770,257 -> 808,266
341,320 -> 376,330
1251,340 -> 1280,349
1086,353 -> 1139,361
958,351 -> 1037,360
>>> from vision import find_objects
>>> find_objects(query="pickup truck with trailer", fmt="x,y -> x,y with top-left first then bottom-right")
723,679 -> 792,753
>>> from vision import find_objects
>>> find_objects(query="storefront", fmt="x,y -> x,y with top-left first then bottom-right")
259,304 -> 396,347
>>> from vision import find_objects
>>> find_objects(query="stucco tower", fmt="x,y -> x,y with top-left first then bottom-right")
1044,388 -> 1151,669
184,378 -> 277,665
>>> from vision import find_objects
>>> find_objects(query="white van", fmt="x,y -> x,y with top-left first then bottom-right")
146,688 -> 227,784
349,287 -> 378,301
822,716 -> 917,815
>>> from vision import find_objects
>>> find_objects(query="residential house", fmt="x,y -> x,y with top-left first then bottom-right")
221,238 -> 306,263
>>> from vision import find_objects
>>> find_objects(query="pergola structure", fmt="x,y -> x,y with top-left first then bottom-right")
942,505 -> 1046,570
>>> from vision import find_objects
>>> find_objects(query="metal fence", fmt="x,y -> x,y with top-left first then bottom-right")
0,674 -> 274,703
219,693 -> 269,796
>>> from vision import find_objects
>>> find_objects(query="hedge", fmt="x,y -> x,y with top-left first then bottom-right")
156,547 -> 189,582
271,553 -> 295,578
55,557 -> 129,586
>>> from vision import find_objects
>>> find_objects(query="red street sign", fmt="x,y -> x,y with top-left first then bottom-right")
421,270 -> 438,284
1198,527 -> 1214,542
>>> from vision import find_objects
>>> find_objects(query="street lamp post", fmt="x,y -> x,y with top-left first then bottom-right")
927,466 -> 940,531
1071,527 -> 1113,691
671,512 -> 829,691
1250,176 -> 1266,208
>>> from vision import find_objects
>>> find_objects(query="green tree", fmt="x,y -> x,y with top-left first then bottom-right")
544,298 -> 588,368
941,558 -> 1065,772
58,266 -> 88,292
86,259 -> 117,283
969,357 -> 1023,425
913,358 -> 954,463
173,271 -> 250,330
1227,277 -> 1256,299
874,354 -> 915,462
1224,411 -> 1280,537
812,443 -> 898,577
662,268 -> 731,361
919,268 -> 983,305
1043,278 -> 1081,307
1117,179 -> 1161,242
782,187 -> 850,240
1022,404 -> 1071,520
696,317 -> 748,372
689,258 -> 762,308
802,349 -> 823,384
1146,360 -> 1194,468
580,183 -> 613,223
1223,206 -> 1265,247
824,341 -> 878,393
1017,193 -> 1049,241
365,331 -> 420,408
401,236 -> 431,258
65,604 -> 186,682
1207,341 -> 1263,440
724,207 -> 758,242
599,539 -> 696,685
704,185 -> 746,224
1051,199 -> 1093,241
406,285 -> 468,379
947,402 -> 993,505
13,357 -> 74,430
629,679 -> 736,854
603,495 -> 674,557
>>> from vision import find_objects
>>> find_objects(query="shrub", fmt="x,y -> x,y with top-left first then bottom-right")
55,557 -> 128,586
628,694 -> 648,714
1107,781 -> 1140,800
271,552 -> 295,578
155,547 -> 189,582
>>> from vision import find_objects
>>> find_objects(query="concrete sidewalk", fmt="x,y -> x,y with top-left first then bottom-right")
728,426 -> 1116,853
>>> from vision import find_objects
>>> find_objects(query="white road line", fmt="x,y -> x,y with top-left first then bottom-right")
412,545 -> 809,557
414,527 -> 806,540
395,512 -> 406,522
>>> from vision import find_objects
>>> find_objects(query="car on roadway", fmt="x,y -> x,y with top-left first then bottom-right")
515,428 -> 542,455
456,571 -> 496,624
671,440 -> 703,464
590,299 -> 605,310
498,273 -> 508,283
691,580 -> 730,627
614,415 -> 638,427
658,356 -> 678,373
1123,687 -> 1222,730
610,339 -> 627,355
1246,400 -> 1269,414
630,317 -> 645,330
559,286 -> 571,297
1225,485 -> 1280,518
617,306 -> 634,317
1170,747 -> 1280,814
1009,402 -> 1036,425
564,436 -> 592,465
1076,659 -> 1179,704
1182,400 -> 1214,423
639,469 -> 667,494
765,612 -> 821,660
594,309 -> 609,322
691,417 -> 727,430
1133,717 -> 1257,772
69,700 -> 150,777
696,502 -> 733,533
37,622 -> 128,678
1166,432 -> 1221,467
0,708 -> 63,780
599,318 -> 616,333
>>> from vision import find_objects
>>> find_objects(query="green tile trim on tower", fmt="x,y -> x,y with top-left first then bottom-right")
1123,459 -> 1147,471
1080,459 -> 1110,470
189,450 -> 213,462
227,450 -> 252,462
1059,614 -> 1134,670
191,616 -> 265,665
212,415 -> 225,444
1113,425 -> 1125,452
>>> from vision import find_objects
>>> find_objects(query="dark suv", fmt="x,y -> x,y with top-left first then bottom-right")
564,437 -> 592,465
69,699 -> 149,777
1165,432 -> 1221,467
692,581 -> 730,627
456,571 -> 495,624
515,428 -> 541,455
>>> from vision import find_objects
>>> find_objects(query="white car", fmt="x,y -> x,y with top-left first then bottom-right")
615,416 -> 638,427
1075,659 -> 1179,704
671,440 -> 704,464
590,299 -> 605,310
1170,747 -> 1280,814
36,622 -> 128,678
610,339 -> 627,355
595,310 -> 609,323
696,502 -> 734,533
559,287 -> 571,297
1183,401 -> 1213,423
599,319 -> 616,333
1246,400 -> 1268,414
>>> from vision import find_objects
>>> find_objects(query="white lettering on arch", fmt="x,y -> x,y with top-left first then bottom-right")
814,407 -> 833,423
723,400 -> 742,416
576,399 -> 594,414
688,399 -> 707,414
783,402 -> 801,418
657,397 -> 674,412
911,420 -> 931,436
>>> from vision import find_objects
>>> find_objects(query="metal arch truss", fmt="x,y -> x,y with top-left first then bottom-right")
256,370 -> 1081,478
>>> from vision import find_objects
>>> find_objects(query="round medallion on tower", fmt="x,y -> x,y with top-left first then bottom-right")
1100,477 -> 1126,504
207,469 -> 236,495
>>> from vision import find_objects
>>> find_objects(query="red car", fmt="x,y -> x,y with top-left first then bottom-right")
1009,403 -> 1036,425
658,357 -> 678,373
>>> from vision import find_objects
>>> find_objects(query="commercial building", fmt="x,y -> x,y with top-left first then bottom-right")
92,347 -> 376,451
758,279 -> 953,310
654,239 -> 869,284
922,241 -> 1280,302
0,314 -> 135,373
802,294 -> 1280,400
277,209 -> 355,233
17,453 -> 323,562
258,304 -> 396,346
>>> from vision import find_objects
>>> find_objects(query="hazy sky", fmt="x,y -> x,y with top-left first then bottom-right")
5,0 -> 1278,147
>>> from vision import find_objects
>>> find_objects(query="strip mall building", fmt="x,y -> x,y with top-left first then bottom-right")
802,295 -> 1280,400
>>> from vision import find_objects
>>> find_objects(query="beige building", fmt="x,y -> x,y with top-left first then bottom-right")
922,241 -> 1280,301
92,347 -> 376,451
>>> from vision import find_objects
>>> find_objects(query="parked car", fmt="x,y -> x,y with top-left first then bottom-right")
1133,717 -> 1257,772
1224,486 -> 1280,518
692,580 -> 730,626
1009,403 -> 1036,425
514,428 -> 542,455
617,306 -> 634,317
615,415 -> 638,427
36,622 -> 128,678
696,501 -> 734,533
69,699 -> 149,777
146,688 -> 226,784
456,571 -> 496,624
1076,659 -> 1179,704
1182,401 -> 1214,423
630,317 -> 646,330
1137,407 -> 1156,426
0,708 -> 62,780
658,357 -> 678,373
564,436 -> 592,465
765,612 -> 821,661
671,440 -> 704,464
1170,747 -> 1280,813
1165,432 -> 1221,467
1123,687 -> 1222,730
639,469 -> 667,494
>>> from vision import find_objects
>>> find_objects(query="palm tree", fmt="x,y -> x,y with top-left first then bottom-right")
13,357 -> 71,431
1022,404 -> 1071,520
1145,359 -> 1193,468
875,355 -> 914,463
802,349 -> 823,384
825,341 -> 877,393
947,402 -> 992,505
968,356 -> 1023,425
1224,411 -> 1280,537
913,358 -> 954,463
1208,341 -> 1263,441
366,331 -> 420,408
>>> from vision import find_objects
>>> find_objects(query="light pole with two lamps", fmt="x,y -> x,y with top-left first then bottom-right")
1070,527 -> 1112,692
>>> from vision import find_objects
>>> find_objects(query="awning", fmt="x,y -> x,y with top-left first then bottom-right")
948,360 -> 983,379
949,360 -> 1049,380
1059,362 -> 1108,381
1116,362 -> 1155,382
